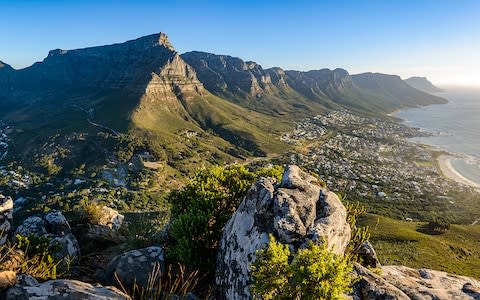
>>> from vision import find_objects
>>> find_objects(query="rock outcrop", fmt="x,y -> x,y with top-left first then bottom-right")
6,278 -> 130,300
0,194 -> 13,245
100,246 -> 165,288
15,211 -> 80,263
352,263 -> 480,300
215,165 -> 351,299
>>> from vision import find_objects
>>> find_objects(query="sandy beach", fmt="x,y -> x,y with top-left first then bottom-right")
438,155 -> 480,189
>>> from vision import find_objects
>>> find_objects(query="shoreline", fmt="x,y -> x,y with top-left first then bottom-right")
437,155 -> 480,189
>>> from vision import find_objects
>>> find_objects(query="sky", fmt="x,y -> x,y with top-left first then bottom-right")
1,0 -> 479,86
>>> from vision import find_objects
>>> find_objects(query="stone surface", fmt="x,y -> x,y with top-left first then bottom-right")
354,241 -> 381,268
215,165 -> 351,300
101,246 -> 165,288
0,271 -> 17,289
351,263 -> 480,300
6,279 -> 131,300
95,206 -> 124,231
0,194 -> 13,245
14,211 -> 80,263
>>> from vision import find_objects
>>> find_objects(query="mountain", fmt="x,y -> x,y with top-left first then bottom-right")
404,76 -> 443,93
181,51 -> 447,114
181,51 -> 328,117
0,33 -> 289,174
351,73 -> 447,111
0,33 -> 449,175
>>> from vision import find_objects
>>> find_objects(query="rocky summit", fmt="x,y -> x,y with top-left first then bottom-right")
215,165 -> 351,299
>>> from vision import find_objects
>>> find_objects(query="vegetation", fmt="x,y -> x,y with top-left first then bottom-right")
118,263 -> 203,300
344,201 -> 371,259
167,164 -> 283,272
362,214 -> 480,279
251,234 -> 353,300
0,235 -> 61,281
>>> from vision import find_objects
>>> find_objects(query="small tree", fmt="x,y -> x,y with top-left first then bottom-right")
251,235 -> 354,300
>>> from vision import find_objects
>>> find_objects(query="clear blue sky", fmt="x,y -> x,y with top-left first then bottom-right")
1,0 -> 479,85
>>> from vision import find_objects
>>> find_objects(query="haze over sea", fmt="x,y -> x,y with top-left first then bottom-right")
396,87 -> 480,185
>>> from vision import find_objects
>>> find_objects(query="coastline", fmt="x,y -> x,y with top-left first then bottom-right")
437,155 -> 480,189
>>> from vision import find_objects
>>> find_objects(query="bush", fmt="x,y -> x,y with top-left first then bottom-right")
427,216 -> 451,233
251,235 -> 354,300
167,165 -> 283,272
77,197 -> 104,224
0,235 -> 61,281
343,200 -> 371,259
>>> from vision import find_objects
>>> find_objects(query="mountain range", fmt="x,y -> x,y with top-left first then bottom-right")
0,33 -> 446,172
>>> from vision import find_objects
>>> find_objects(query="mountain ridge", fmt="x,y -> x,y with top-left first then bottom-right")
404,76 -> 443,93
0,32 -> 448,173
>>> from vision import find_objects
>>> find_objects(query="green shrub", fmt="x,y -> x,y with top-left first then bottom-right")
343,200 -> 371,258
251,235 -> 354,300
167,164 -> 283,272
0,235 -> 61,280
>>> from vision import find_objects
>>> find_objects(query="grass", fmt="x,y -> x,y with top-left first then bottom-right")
361,214 -> 480,279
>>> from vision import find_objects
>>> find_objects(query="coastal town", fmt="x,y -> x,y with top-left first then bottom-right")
278,110 -> 479,222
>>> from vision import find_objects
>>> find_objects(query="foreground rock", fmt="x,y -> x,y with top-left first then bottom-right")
15,211 -> 80,263
352,263 -> 480,300
216,165 -> 351,299
0,194 -> 13,245
6,279 -> 130,299
73,206 -> 125,254
100,246 -> 165,288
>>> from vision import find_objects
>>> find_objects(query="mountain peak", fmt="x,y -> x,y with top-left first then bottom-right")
0,61 -> 13,71
134,32 -> 175,51
404,76 -> 443,93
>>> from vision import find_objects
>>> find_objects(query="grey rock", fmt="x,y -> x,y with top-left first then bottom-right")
6,279 -> 131,299
215,165 -> 351,300
354,241 -> 381,268
351,264 -> 480,300
15,216 -> 48,237
45,210 -> 71,235
94,206 -> 124,231
101,246 -> 165,288
0,194 -> 13,245
14,211 -> 80,263
16,274 -> 39,287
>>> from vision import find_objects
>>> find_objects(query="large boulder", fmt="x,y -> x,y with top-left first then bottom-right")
73,206 -> 125,254
0,194 -> 13,245
100,246 -> 165,288
94,206 -> 125,231
215,165 -> 351,299
14,211 -> 80,263
6,279 -> 131,299
351,263 -> 480,300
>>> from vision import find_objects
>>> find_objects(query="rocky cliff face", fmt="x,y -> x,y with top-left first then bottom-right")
181,51 -> 288,98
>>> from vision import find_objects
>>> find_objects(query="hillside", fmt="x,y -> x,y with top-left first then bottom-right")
405,76 -> 443,93
182,51 -> 447,115
0,33 -> 290,176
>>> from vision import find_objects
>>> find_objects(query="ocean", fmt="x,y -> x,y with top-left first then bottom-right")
395,87 -> 480,185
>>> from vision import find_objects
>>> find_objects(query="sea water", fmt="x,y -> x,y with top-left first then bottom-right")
395,87 -> 480,185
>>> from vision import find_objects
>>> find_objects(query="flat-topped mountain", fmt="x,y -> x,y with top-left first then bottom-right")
0,33 -> 289,172
404,76 -> 443,93
0,32 -> 448,176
